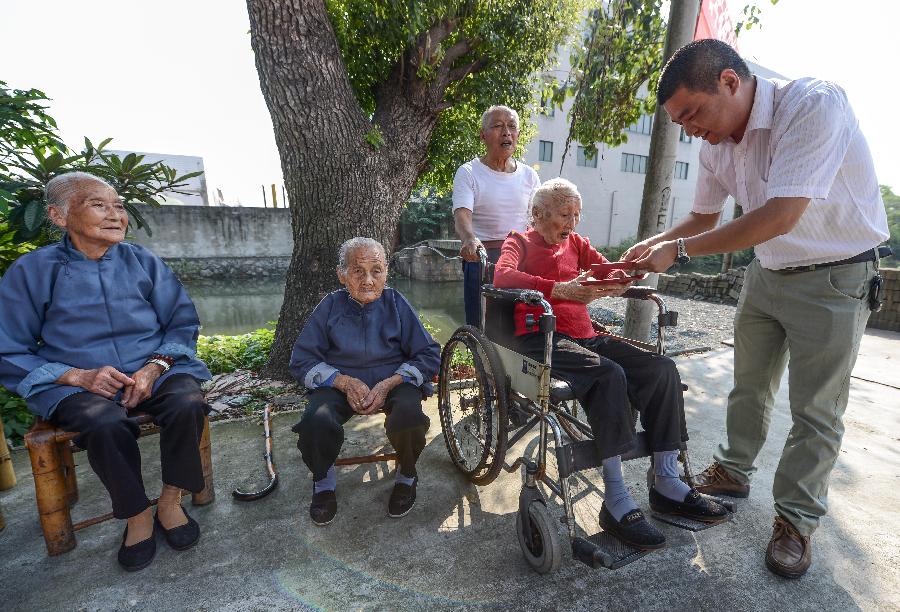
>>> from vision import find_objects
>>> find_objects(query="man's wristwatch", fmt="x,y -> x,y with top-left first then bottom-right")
675,238 -> 691,265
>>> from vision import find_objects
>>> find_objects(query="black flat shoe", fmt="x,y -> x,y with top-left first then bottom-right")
118,525 -> 157,572
387,479 -> 417,518
310,489 -> 337,526
598,504 -> 666,550
649,487 -> 729,523
155,506 -> 200,550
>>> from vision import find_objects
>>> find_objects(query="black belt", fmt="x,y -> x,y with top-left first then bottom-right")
774,245 -> 891,273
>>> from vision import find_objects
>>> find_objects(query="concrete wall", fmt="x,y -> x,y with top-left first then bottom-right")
130,204 -> 293,259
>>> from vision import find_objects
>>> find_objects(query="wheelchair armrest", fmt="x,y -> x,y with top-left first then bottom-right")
622,287 -> 656,300
482,285 -> 546,307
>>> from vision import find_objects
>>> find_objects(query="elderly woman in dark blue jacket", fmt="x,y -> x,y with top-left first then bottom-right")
0,172 -> 211,571
290,237 -> 440,526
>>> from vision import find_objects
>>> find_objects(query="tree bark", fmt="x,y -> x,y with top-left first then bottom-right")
246,1 -> 476,379
622,0 -> 700,343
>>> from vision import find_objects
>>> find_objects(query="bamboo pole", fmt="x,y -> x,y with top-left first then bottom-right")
26,426 -> 76,555
0,416 -> 17,490
192,417 -> 215,506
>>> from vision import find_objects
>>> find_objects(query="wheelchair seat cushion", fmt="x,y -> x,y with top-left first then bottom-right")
549,379 -> 576,403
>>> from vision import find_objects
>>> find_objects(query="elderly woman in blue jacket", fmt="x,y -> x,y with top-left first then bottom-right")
290,237 -> 440,526
0,172 -> 211,571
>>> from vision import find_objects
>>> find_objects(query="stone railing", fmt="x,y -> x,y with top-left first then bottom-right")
655,266 -> 900,331
868,267 -> 900,331
655,268 -> 746,304
392,241 -> 464,282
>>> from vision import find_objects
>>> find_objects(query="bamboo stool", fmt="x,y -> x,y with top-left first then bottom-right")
24,413 -> 214,556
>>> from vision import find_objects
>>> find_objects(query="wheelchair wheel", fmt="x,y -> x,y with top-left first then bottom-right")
438,325 -> 509,486
516,501 -> 563,574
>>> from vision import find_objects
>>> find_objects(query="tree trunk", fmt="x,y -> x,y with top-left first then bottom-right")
622,0 -> 700,343
247,0 -> 448,379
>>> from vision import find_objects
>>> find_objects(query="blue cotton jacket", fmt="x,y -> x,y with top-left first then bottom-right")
0,236 -> 211,418
289,288 -> 440,394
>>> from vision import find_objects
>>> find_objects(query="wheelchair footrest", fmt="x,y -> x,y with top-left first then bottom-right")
650,494 -> 735,532
572,533 -> 651,570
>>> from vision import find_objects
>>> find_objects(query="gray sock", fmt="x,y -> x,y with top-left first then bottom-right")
653,450 -> 691,501
313,464 -> 336,493
601,455 -> 638,521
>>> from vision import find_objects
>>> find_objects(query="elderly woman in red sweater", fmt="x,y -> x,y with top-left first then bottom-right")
493,177 -> 726,549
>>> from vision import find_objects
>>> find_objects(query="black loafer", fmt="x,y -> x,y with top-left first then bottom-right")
598,504 -> 666,550
310,489 -> 337,526
155,506 -> 200,550
649,487 -> 729,523
118,525 -> 157,572
387,479 -> 417,518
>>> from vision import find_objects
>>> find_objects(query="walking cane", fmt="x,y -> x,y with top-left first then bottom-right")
232,403 -> 278,500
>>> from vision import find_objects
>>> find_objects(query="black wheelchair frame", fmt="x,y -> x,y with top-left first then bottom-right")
437,253 -> 732,573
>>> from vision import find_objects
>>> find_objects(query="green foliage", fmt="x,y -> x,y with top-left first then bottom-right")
0,81 -> 203,246
600,236 -> 637,262
0,219 -> 38,275
365,125 -> 385,149
735,0 -> 780,35
882,184 -> 900,267
559,0 -> 666,163
399,186 -> 453,245
324,0 -> 585,191
0,387 -> 32,447
196,327 -> 276,375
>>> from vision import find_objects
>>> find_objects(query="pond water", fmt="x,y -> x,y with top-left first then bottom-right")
183,276 -> 466,344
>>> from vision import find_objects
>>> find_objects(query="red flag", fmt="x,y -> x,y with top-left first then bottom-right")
694,0 -> 739,50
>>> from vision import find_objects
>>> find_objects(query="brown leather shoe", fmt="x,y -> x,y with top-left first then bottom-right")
765,516 -> 811,579
694,462 -> 750,498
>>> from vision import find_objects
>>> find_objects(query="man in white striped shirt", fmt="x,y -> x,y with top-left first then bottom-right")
624,39 -> 889,579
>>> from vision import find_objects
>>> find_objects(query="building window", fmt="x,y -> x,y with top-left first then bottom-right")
627,114 -> 653,135
576,146 -> 597,168
679,127 -> 692,143
621,153 -> 648,174
674,161 -> 689,180
539,94 -> 555,117
539,140 -> 553,162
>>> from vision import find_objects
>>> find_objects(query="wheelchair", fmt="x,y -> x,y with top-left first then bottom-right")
437,253 -> 733,574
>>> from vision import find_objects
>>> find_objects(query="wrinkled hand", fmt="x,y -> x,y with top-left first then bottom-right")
632,240 -> 678,272
459,238 -> 484,262
334,375 -> 371,413
60,366 -> 135,400
621,238 -> 655,262
359,375 -> 403,415
551,271 -> 632,304
121,363 -> 165,409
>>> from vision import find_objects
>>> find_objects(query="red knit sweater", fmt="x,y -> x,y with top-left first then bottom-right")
493,228 -> 608,338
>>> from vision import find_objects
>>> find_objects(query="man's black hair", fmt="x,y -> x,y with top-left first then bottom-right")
657,39 -> 751,105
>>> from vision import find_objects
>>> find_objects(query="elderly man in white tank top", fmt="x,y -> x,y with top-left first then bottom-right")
624,39 -> 889,579
452,105 -> 540,325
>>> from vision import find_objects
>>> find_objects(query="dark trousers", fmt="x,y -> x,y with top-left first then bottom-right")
511,333 -> 687,459
463,247 -> 501,326
293,384 -> 430,481
50,374 -> 210,519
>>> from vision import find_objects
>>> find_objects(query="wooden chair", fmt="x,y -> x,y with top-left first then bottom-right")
24,413 -> 214,556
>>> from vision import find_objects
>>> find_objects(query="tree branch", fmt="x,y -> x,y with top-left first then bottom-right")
448,57 -> 490,83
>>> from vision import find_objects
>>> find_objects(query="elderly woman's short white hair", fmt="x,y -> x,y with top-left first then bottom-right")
480,105 -> 520,131
530,177 -> 582,222
337,237 -> 386,271
45,172 -> 114,217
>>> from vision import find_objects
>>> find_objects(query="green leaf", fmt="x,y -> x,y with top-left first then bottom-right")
23,199 -> 44,231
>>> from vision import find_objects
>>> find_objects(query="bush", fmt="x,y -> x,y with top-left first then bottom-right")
1,387 -> 32,447
196,327 -> 275,375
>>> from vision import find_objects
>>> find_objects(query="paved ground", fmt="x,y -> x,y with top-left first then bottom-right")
1,330 -> 898,611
